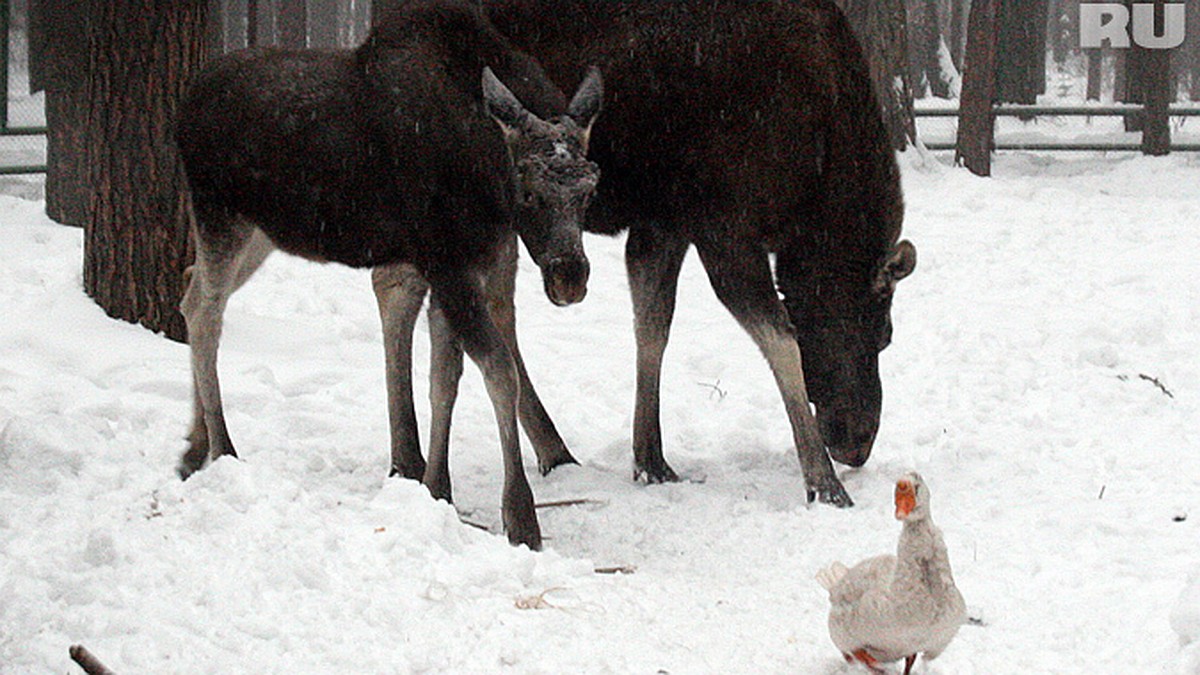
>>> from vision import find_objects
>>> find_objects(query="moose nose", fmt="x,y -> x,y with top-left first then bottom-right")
542,256 -> 590,306
821,413 -> 878,468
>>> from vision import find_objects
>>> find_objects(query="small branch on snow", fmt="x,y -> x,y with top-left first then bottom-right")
535,498 -> 606,510
594,565 -> 636,575
69,645 -> 116,675
1098,485 -> 1106,500
697,380 -> 727,401
459,518 -> 491,532
1137,374 -> 1174,399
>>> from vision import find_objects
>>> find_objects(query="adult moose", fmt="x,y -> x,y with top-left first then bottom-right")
175,0 -> 603,549
474,0 -> 914,507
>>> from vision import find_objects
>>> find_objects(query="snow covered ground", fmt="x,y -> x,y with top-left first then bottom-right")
1,150 -> 1199,674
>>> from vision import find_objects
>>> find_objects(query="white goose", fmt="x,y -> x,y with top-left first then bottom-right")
816,472 -> 965,674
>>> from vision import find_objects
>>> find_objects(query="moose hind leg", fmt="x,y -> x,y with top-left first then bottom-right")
429,267 -> 540,550
692,236 -> 852,507
178,211 -> 262,479
625,226 -> 690,483
486,236 -> 577,474
372,263 -> 431,481
424,296 -> 464,504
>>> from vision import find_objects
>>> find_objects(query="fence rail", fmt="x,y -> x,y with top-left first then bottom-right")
917,105 -> 1200,152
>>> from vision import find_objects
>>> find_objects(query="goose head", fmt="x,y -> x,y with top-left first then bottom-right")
894,472 -> 930,521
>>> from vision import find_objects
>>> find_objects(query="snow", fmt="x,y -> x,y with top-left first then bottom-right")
1,151 -> 1199,674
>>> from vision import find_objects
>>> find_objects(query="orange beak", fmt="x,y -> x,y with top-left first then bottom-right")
894,480 -> 916,520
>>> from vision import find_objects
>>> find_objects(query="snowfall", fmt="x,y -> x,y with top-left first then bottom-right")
1,147 -> 1199,674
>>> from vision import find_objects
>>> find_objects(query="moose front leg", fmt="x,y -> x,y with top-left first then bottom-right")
485,236 -> 578,474
428,267 -> 541,550
693,235 -> 852,508
625,225 -> 690,483
372,263 -> 431,481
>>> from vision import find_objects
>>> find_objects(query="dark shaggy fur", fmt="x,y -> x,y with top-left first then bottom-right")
479,0 -> 918,504
175,0 -> 603,549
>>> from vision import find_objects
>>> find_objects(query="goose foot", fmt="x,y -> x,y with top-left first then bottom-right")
845,649 -> 885,674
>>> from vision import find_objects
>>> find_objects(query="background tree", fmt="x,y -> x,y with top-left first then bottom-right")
277,0 -> 307,47
1134,0 -> 1173,154
955,0 -> 997,175
995,0 -> 1048,104
835,0 -> 917,149
907,0 -> 956,98
29,0 -> 91,226
83,3 -> 210,341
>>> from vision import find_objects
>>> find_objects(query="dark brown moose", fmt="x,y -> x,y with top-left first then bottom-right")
175,0 -> 603,550
375,0 -> 917,509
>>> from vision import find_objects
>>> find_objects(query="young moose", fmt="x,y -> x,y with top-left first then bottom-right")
175,0 -> 602,550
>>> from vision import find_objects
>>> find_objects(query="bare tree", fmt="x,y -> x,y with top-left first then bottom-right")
908,0 -> 956,98
995,0 -> 1048,104
955,0 -> 997,175
277,0 -> 308,47
1137,0 -> 1173,154
836,0 -> 918,149
30,0 -> 91,226
83,2 -> 210,341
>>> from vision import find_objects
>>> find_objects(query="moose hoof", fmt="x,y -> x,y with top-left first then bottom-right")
807,479 -> 854,508
177,443 -> 209,480
505,517 -> 543,551
502,482 -> 542,550
634,458 -> 680,485
537,449 -> 579,476
390,457 -> 427,482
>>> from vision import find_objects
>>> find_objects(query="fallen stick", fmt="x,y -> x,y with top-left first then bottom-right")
594,565 -> 636,575
69,645 -> 116,675
535,498 -> 606,510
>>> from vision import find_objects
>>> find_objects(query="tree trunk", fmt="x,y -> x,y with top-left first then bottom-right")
30,0 -> 92,226
955,0 -> 997,176
277,0 -> 307,47
1139,0 -> 1172,154
1086,48 -> 1103,101
308,0 -> 339,47
1188,0 -> 1200,100
949,0 -> 969,72
908,0 -> 952,98
247,0 -> 260,46
836,0 -> 917,149
995,0 -> 1048,105
83,2 -> 210,342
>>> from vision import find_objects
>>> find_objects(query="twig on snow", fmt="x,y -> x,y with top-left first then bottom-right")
69,645 -> 116,675
1137,373 -> 1174,399
697,380 -> 727,401
535,498 -> 607,510
594,565 -> 636,575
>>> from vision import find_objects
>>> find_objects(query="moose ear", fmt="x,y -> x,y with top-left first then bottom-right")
875,239 -> 916,295
482,67 -> 534,133
566,66 -> 603,140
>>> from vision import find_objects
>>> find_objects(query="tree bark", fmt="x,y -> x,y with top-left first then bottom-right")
1139,0 -> 1172,154
83,2 -> 210,342
308,0 -> 339,47
1086,48 -> 1103,101
995,0 -> 1048,105
908,0 -> 952,98
835,0 -> 917,149
948,0 -> 969,72
277,0 -> 307,47
30,0 -> 92,226
955,0 -> 997,176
